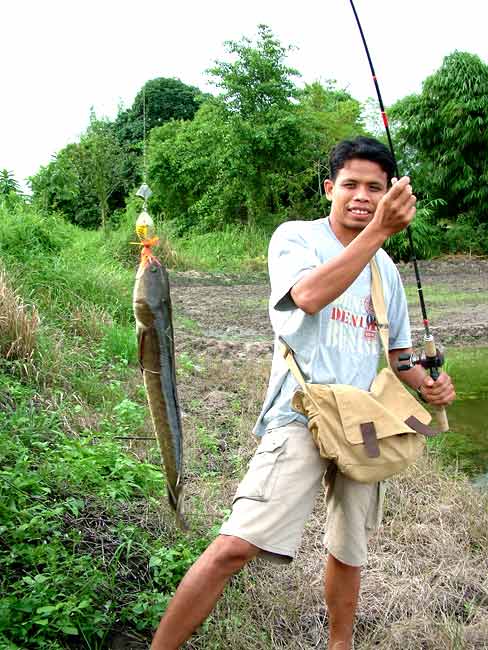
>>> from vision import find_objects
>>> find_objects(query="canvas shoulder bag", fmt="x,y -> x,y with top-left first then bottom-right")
281,258 -> 437,483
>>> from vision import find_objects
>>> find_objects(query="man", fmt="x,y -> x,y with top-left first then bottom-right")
151,137 -> 455,650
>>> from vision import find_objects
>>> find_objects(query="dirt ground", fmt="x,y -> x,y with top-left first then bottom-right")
170,255 -> 488,358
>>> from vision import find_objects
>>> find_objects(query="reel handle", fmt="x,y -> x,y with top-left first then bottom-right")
435,407 -> 449,433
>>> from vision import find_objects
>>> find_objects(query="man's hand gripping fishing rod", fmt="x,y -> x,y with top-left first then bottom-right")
348,0 -> 449,431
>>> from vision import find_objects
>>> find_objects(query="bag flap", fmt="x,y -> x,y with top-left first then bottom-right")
371,368 -> 432,425
291,384 -> 335,417
331,372 -> 432,446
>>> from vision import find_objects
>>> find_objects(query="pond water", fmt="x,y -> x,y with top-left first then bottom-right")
431,347 -> 488,483
440,398 -> 488,478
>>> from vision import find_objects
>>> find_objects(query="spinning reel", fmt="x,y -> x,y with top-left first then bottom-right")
397,337 -> 444,381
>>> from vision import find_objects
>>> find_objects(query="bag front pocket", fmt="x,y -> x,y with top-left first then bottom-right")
233,429 -> 288,503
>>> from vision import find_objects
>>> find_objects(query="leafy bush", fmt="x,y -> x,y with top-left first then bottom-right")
0,204 -> 71,263
0,377 -> 211,648
442,214 -> 488,255
383,200 -> 444,261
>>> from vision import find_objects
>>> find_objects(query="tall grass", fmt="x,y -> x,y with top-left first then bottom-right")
0,265 -> 39,365
103,203 -> 270,273
169,223 -> 269,273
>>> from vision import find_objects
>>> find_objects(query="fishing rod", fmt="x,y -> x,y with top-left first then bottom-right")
348,0 -> 449,431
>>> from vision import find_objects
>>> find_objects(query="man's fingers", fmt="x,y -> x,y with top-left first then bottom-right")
397,191 -> 416,212
422,373 -> 456,406
387,177 -> 408,198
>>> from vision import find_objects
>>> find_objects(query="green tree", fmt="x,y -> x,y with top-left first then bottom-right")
0,170 -> 25,210
114,77 -> 203,148
30,116 -> 128,229
206,25 -> 304,226
208,24 -> 299,118
148,101 -> 233,232
390,51 -> 488,223
0,169 -> 20,196
148,28 -> 365,232
80,115 -> 128,229
111,78 -> 204,203
149,27 -> 304,230
293,82 -> 364,213
30,148 -> 82,218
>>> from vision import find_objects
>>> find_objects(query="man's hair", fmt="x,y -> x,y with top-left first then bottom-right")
329,136 -> 395,184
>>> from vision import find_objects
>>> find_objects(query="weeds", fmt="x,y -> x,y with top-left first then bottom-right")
0,385 -> 212,648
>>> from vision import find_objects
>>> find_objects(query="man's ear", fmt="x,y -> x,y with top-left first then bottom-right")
324,179 -> 334,200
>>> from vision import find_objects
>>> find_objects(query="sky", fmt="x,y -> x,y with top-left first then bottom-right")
2,0 -> 486,189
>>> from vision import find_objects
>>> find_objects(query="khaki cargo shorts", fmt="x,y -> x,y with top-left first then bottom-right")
220,421 -> 384,567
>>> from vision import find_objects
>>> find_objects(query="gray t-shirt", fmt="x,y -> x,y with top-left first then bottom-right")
253,217 -> 412,437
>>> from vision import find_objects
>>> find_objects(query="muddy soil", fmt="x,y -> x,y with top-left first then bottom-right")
170,256 -> 488,357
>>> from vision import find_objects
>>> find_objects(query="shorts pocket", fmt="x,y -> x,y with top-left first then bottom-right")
233,429 -> 288,503
366,481 -> 386,531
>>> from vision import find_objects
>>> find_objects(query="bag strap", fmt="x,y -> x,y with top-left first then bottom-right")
280,337 -> 308,391
370,257 -> 391,369
281,256 -> 391,381
280,335 -> 328,414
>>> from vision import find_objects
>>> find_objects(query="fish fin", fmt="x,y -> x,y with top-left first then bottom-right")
167,482 -> 189,532
175,492 -> 189,532
166,482 -> 178,512
138,330 -> 146,374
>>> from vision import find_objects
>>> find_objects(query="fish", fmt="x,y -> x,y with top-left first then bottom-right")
133,254 -> 187,530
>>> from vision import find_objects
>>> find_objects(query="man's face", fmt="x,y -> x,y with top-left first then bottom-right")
324,158 -> 388,245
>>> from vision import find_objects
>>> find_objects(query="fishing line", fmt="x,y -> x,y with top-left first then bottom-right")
142,85 -> 148,187
135,84 -> 154,240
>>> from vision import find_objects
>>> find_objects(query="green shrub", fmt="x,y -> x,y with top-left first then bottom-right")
383,200 -> 444,261
0,380 -> 212,648
442,214 -> 488,255
0,205 -> 71,263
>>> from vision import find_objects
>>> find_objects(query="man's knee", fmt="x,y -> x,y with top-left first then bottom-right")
209,535 -> 259,574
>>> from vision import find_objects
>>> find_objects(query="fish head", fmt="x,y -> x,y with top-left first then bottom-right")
133,260 -> 170,326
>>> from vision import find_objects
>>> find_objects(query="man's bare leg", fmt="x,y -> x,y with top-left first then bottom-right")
151,535 -> 258,650
324,553 -> 361,650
